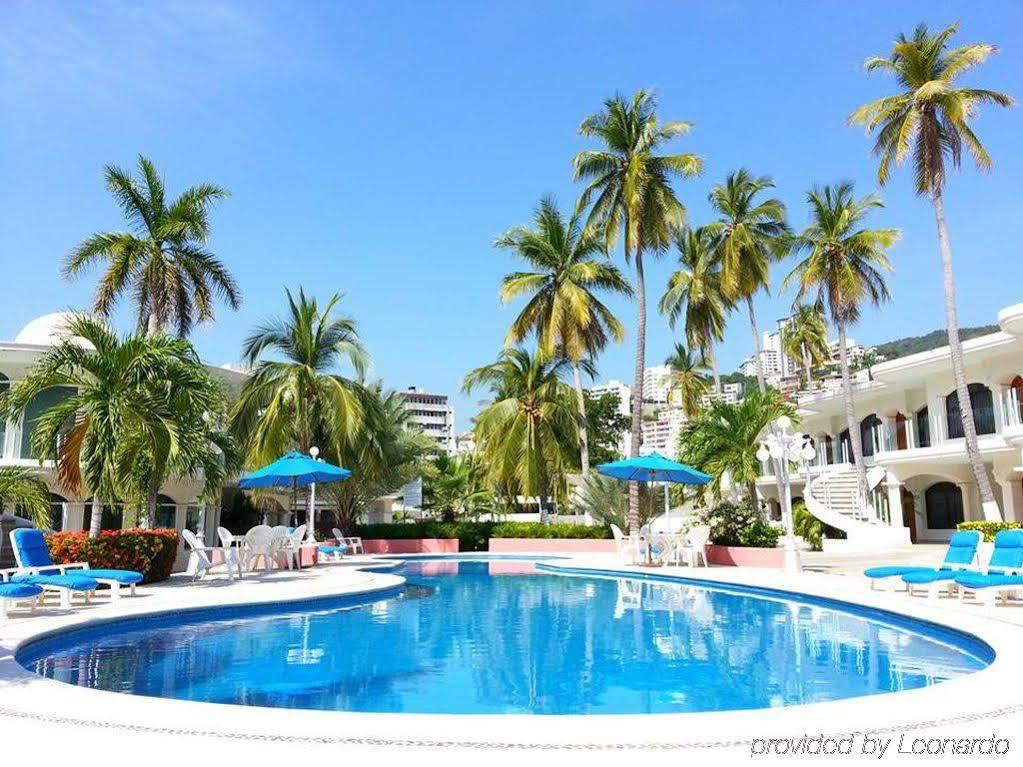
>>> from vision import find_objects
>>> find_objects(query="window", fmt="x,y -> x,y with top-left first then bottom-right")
87,503 -> 123,531
155,494 -> 177,529
916,406 -> 931,448
47,493 -> 66,531
860,414 -> 881,457
924,482 -> 964,530
20,386 -> 76,459
839,429 -> 852,463
946,383 -> 995,439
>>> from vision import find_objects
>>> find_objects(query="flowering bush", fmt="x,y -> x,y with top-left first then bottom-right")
957,521 -> 1022,542
47,528 -> 179,583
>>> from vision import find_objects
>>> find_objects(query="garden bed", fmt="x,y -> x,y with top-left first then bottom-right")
705,544 -> 783,568
361,538 -> 459,554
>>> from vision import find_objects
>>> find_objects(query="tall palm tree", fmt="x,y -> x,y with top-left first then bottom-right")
462,348 -> 578,509
230,288 -> 367,468
0,467 -> 50,529
708,170 -> 790,393
663,342 -> 709,418
573,90 -> 702,529
850,22 -> 1015,516
782,304 -> 830,390
64,155 -> 239,337
497,196 -> 632,476
660,226 -> 730,394
783,183 -> 899,510
424,452 -> 494,522
680,390 -> 794,511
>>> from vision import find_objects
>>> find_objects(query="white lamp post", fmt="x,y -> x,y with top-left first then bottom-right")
756,416 -> 815,575
307,446 -> 320,542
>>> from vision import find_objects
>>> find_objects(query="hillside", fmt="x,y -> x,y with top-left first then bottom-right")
871,325 -> 999,361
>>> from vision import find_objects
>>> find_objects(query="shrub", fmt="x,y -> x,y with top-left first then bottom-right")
701,501 -> 781,548
957,521 -> 1022,542
792,500 -> 846,551
47,528 -> 179,584
352,521 -> 611,552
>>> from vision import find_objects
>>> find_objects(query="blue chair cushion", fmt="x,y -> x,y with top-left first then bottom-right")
10,528 -> 55,568
0,582 -> 44,599
83,568 -> 144,584
987,530 -> 1023,571
318,545 -> 347,554
13,573 -> 99,591
955,572 -> 1023,590
943,530 -> 982,565
864,566 -> 932,579
901,568 -> 961,584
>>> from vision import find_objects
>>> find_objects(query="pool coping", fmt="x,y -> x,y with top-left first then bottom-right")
2,553 -> 1023,750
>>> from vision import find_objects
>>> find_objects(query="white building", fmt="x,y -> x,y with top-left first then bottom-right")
640,407 -> 687,456
642,364 -> 672,404
700,381 -> 743,408
590,379 -> 631,415
754,301 -> 1023,551
398,386 -> 455,454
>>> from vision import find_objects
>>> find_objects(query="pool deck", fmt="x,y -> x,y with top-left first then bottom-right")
2,553 -> 1023,755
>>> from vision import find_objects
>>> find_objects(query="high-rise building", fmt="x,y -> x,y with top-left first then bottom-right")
642,364 -> 672,404
398,386 -> 455,454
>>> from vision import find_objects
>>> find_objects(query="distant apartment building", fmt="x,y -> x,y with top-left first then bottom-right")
399,386 -> 455,454
590,379 -> 632,415
640,407 -> 687,456
699,381 -> 743,408
642,364 -> 672,404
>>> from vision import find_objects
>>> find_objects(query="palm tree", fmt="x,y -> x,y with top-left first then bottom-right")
663,343 -> 709,418
64,155 -> 239,337
463,348 -> 578,510
782,183 -> 899,510
708,170 -> 790,393
660,226 -> 730,394
424,452 -> 494,522
496,196 -> 632,476
573,90 -> 702,529
782,304 -> 830,390
679,390 -> 794,511
230,288 -> 367,468
0,467 -> 51,529
850,22 -> 1015,517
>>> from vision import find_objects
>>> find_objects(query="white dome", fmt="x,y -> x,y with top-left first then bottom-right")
14,312 -> 94,348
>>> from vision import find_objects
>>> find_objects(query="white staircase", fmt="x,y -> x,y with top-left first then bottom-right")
804,465 -> 911,551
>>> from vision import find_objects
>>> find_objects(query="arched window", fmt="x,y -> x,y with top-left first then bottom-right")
47,493 -> 66,531
19,386 -> 76,459
821,434 -> 835,465
86,503 -> 123,532
839,429 -> 852,463
925,482 -> 964,530
155,494 -> 177,529
946,384 -> 995,439
860,414 -> 881,457
916,406 -> 931,448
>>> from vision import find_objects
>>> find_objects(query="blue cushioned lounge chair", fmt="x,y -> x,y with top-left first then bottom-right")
953,530 -> 1023,605
863,530 -> 980,591
0,572 -> 44,619
9,529 -> 142,603
903,529 -> 1023,599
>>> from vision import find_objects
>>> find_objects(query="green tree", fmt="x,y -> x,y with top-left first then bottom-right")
660,226 -> 730,394
573,90 -> 702,529
497,196 -> 632,476
0,467 -> 50,529
569,472 -> 655,533
782,304 -> 830,390
423,452 -> 494,522
583,390 -> 630,466
463,348 -> 578,510
679,390 -> 794,511
850,22 -> 1015,516
708,170 -> 790,393
663,342 -> 709,418
64,155 -> 239,337
230,288 -> 367,468
783,183 -> 898,509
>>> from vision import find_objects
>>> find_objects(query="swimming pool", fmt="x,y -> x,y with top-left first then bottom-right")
17,559 -> 992,715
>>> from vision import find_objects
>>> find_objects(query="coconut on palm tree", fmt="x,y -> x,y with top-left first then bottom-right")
230,288 -> 367,468
782,304 -> 830,390
64,155 -> 239,337
708,170 -> 790,394
660,226 -> 730,395
496,196 -> 632,476
463,348 -> 578,512
573,90 -> 702,529
850,22 -> 1014,519
783,183 -> 899,511
663,342 -> 709,418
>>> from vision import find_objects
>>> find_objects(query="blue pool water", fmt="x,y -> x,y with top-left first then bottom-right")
18,560 -> 992,715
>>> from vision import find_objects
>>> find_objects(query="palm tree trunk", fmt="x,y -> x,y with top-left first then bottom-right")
706,341 -> 722,395
143,476 -> 158,530
572,362 -> 590,476
747,481 -> 758,512
931,188 -> 999,516
146,312 -> 160,336
837,323 -> 871,511
89,497 -> 103,538
628,242 -> 645,532
802,343 -> 812,390
746,296 -> 766,393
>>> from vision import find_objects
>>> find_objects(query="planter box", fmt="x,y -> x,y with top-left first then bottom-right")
488,538 -> 616,554
706,544 -> 783,568
362,538 -> 459,554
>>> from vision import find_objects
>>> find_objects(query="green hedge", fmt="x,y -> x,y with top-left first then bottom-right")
352,521 -> 611,552
47,529 -> 180,584
957,521 -> 1022,542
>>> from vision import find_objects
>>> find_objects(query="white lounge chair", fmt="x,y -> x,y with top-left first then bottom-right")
182,529 -> 242,581
332,528 -> 364,555
0,571 -> 43,619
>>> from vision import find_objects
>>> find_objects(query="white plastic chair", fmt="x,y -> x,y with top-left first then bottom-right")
332,528 -> 364,555
610,524 -> 640,565
182,529 -> 242,581
682,525 -> 710,567
282,525 -> 308,570
243,525 -> 275,573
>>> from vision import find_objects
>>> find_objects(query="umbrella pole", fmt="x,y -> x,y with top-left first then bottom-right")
308,481 -> 317,542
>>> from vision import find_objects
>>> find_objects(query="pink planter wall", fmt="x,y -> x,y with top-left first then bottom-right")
706,544 -> 783,568
488,538 -> 617,553
362,538 -> 460,554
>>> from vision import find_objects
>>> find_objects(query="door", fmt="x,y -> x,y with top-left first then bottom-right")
895,413 -> 908,450
901,488 -> 917,544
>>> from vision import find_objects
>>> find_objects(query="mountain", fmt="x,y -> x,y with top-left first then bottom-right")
871,325 -> 999,361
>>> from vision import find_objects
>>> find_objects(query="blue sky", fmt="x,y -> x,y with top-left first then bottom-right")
1,1 -> 1020,430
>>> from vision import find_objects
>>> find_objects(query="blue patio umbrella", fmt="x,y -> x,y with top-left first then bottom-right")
597,452 -> 711,527
239,451 -> 351,539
